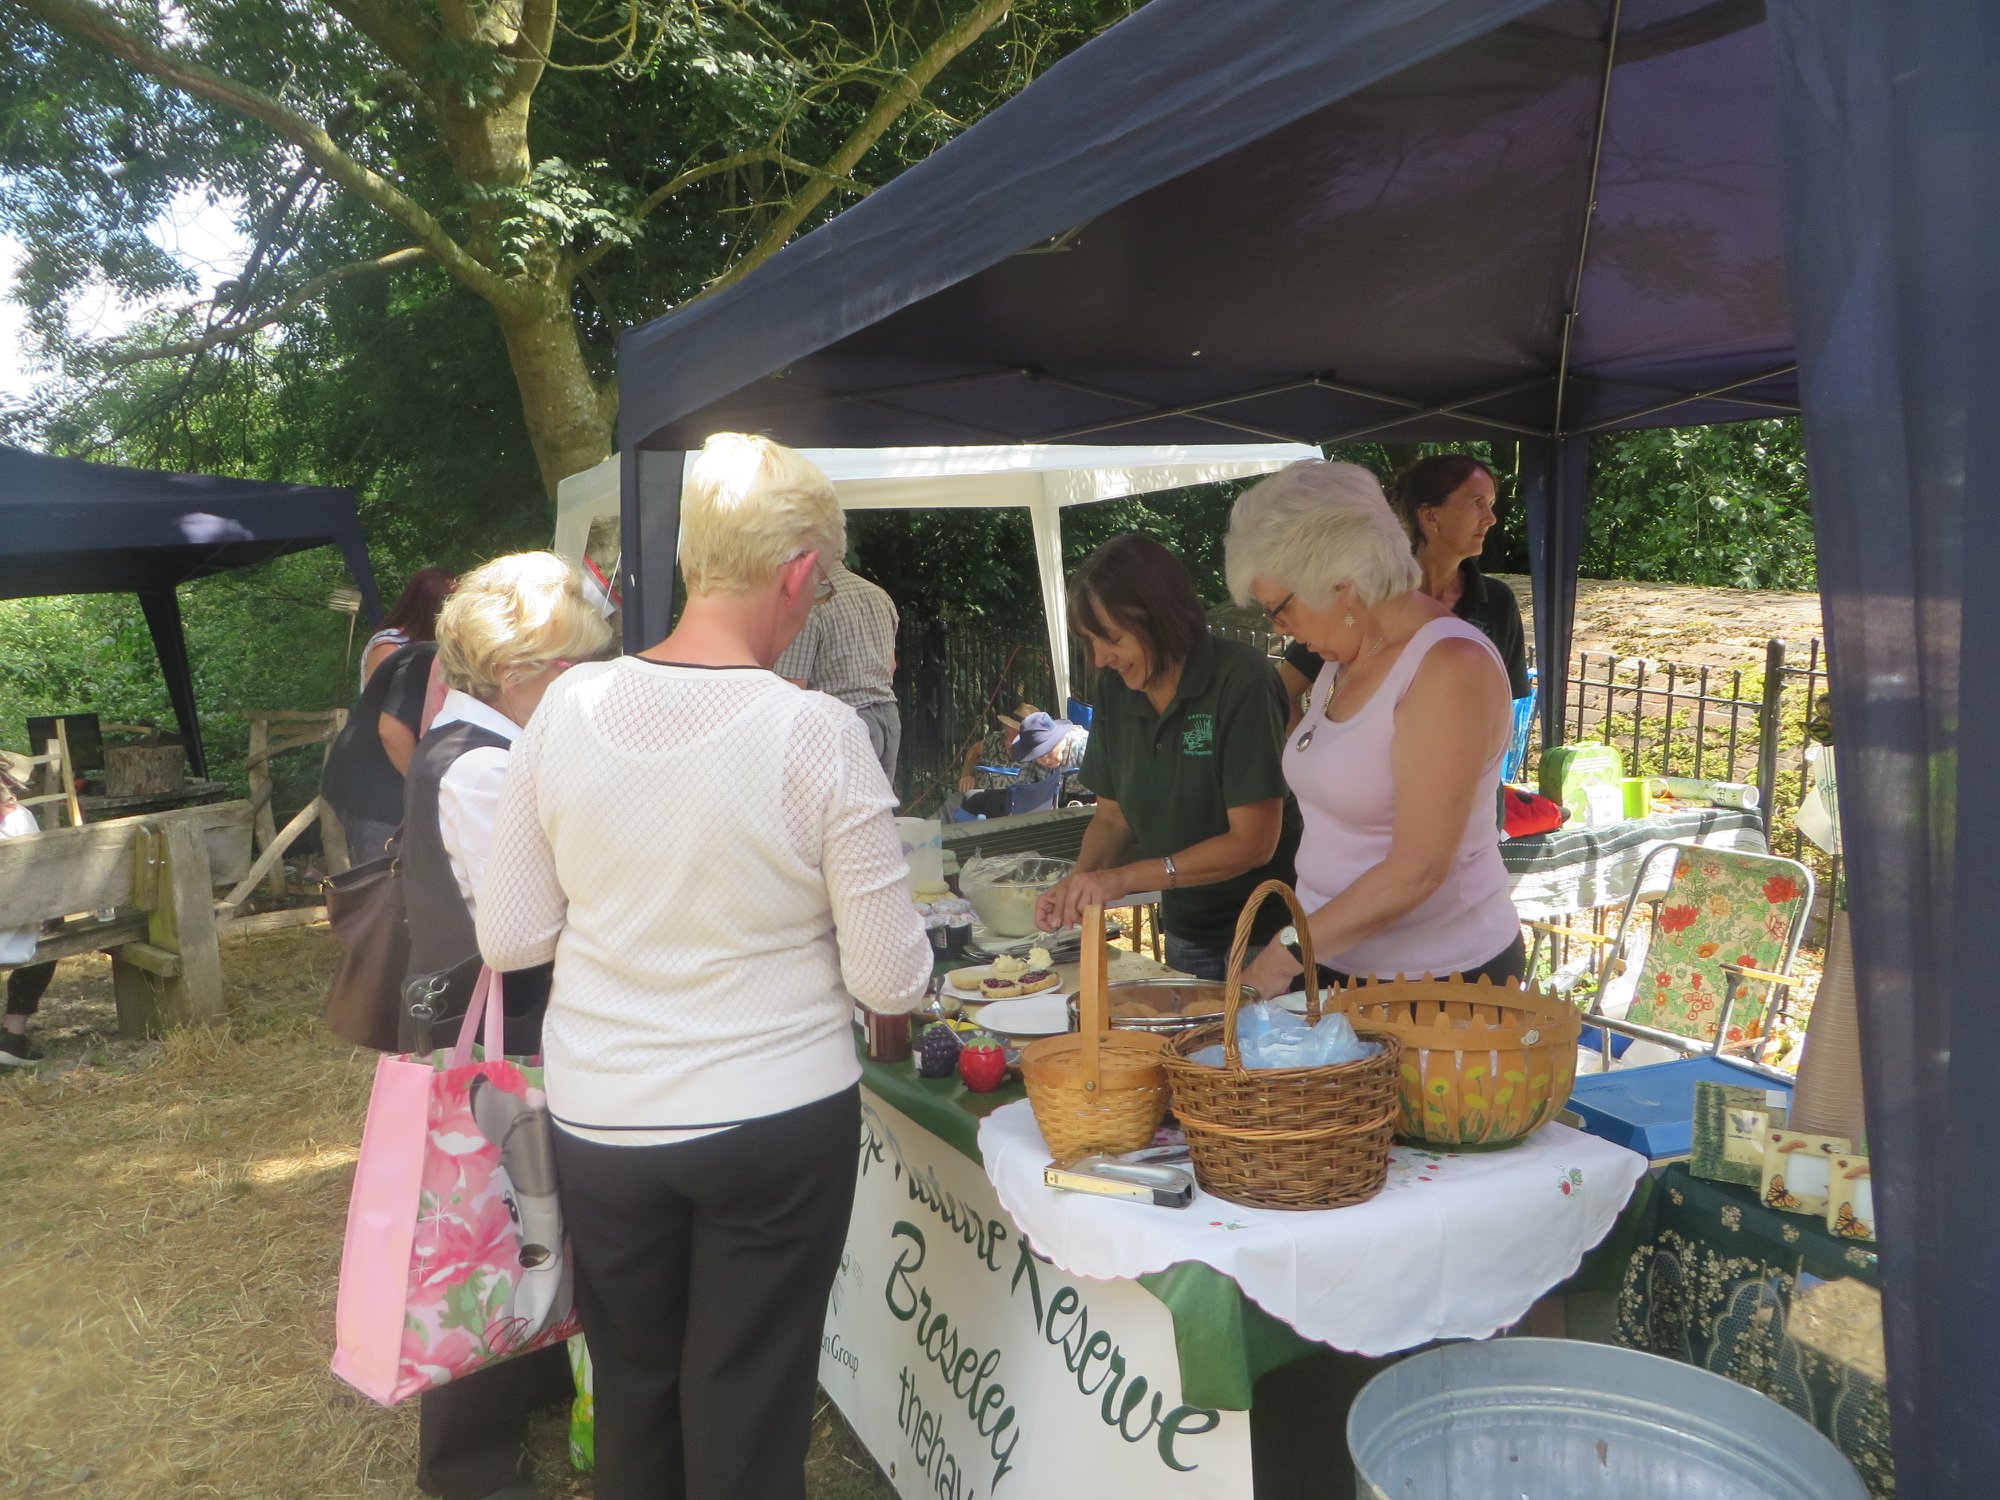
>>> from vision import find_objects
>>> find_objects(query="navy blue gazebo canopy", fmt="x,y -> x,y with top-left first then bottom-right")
610,1 -> 2000,1495
0,444 -> 382,777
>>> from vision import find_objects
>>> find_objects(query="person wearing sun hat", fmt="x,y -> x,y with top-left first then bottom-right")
955,705 -> 1090,816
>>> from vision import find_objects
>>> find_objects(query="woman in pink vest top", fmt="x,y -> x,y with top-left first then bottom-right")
1223,461 -> 1522,1003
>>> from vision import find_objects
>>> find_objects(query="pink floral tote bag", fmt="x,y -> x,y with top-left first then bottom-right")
332,969 -> 580,1406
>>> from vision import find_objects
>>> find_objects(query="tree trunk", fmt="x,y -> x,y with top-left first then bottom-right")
494,283 -> 618,500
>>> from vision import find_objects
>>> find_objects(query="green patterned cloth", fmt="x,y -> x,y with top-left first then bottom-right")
1617,1164 -> 1892,1497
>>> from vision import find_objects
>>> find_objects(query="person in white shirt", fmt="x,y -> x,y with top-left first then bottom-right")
478,433 -> 932,1500
398,552 -> 611,1500
2,764 -> 56,1066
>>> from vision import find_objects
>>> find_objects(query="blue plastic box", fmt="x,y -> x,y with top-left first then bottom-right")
1566,1056 -> 1795,1161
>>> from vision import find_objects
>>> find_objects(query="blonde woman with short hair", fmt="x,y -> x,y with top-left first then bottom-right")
477,434 -> 932,1500
391,549 -> 611,1500
1224,460 -> 1522,1004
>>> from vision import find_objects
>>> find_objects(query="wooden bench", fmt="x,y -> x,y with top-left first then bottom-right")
0,801 -> 254,1036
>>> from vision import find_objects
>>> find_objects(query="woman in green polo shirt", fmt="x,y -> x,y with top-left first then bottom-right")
1035,535 -> 1301,979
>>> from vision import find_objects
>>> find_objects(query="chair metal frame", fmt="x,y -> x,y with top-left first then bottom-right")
1527,840 -> 1816,1080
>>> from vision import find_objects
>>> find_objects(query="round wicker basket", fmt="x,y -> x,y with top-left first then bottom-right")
1162,882 -> 1400,1211
1336,975 -> 1581,1147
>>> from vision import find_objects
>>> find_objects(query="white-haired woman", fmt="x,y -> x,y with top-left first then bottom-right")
398,551 -> 610,1500
1224,461 -> 1523,1005
478,434 -> 932,1500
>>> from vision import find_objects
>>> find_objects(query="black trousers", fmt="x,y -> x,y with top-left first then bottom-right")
6,961 -> 56,1017
1317,932 -> 1528,989
416,1342 -> 571,1500
551,1085 -> 861,1500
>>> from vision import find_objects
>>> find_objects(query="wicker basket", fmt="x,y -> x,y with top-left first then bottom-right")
1337,975 -> 1581,1148
1162,882 -> 1401,1211
1019,904 -> 1170,1165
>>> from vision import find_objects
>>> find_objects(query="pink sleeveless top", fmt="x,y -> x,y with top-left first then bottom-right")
1286,616 -> 1518,978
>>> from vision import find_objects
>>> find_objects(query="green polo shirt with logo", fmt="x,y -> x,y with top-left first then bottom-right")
1078,633 -> 1302,949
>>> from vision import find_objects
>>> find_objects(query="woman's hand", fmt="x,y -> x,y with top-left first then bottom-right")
1240,938 -> 1302,1004
1036,866 -> 1134,930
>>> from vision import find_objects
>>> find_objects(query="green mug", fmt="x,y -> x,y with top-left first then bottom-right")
1621,776 -> 1655,819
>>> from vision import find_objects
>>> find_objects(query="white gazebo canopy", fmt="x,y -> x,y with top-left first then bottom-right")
553,442 -> 1316,707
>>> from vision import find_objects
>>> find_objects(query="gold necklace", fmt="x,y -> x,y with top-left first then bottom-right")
1296,634 -> 1386,751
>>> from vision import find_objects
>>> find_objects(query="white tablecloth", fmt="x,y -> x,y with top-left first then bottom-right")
977,1100 -> 1647,1357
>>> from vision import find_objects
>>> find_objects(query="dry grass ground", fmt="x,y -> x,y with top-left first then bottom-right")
0,929 -> 893,1500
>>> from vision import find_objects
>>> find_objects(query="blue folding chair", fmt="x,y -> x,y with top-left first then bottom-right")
1501,669 -> 1538,784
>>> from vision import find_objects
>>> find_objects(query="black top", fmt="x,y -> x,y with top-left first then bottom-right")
1078,633 -> 1300,949
1281,564 -> 1530,700
319,641 -> 434,828
402,718 -> 551,1049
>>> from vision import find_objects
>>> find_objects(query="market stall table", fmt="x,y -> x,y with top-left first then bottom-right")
826,1008 -> 1649,1498
1616,1163 -> 1891,1498
941,803 -> 1767,925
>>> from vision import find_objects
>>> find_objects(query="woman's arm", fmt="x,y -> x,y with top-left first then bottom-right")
378,713 -> 418,776
437,746 -> 511,913
817,712 -> 934,1014
360,637 -> 399,686
476,721 -> 568,972
1036,797 -> 1136,929
1037,797 -> 1283,929
1241,638 -> 1508,997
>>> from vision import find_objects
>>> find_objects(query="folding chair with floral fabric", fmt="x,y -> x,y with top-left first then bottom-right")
1527,841 -> 1815,1076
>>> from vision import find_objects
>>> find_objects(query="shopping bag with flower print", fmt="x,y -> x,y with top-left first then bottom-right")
332,968 -> 580,1406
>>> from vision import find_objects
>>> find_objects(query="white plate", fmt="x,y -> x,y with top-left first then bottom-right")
969,994 -> 1072,1038
943,965 -> 1066,1004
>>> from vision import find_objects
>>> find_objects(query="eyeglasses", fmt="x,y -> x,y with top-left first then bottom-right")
1261,592 -> 1295,628
812,560 -> 836,605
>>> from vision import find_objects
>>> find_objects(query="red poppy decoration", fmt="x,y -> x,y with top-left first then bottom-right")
1659,904 -> 1698,935
1764,875 -> 1801,905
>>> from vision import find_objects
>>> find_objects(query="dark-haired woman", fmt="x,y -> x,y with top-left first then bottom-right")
361,566 -> 458,689
1036,535 -> 1300,979
1279,455 -> 1529,721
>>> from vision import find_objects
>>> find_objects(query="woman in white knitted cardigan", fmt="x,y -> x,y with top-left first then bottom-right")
478,434 -> 931,1500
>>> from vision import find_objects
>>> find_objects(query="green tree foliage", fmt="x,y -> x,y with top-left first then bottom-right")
2,0 -> 1138,497
1582,420 -> 1813,589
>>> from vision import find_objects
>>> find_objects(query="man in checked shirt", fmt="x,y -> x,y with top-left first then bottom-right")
777,556 -> 904,788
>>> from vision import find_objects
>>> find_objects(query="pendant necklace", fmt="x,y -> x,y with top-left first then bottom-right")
1296,634 -> 1387,751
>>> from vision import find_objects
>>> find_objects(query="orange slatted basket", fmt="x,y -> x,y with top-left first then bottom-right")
1018,904 -> 1170,1165
1335,974 -> 1580,1148
1162,881 -> 1401,1211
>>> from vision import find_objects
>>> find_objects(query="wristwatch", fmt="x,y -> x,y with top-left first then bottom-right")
1277,924 -> 1304,967
1161,853 -> 1179,889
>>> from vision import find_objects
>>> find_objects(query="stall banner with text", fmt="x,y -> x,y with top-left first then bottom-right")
819,1092 -> 1253,1500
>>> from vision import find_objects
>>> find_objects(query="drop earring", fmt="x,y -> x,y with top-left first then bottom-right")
1344,612 -> 1355,628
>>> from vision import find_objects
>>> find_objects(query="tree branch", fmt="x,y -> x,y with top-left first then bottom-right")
15,0 -> 519,309
320,0 -> 436,78
704,0 -> 1014,295
101,247 -> 430,366
501,0 -> 561,100
579,147 -> 869,273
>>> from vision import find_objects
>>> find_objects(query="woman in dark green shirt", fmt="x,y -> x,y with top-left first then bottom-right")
1036,536 -> 1300,979
1279,454 -> 1529,725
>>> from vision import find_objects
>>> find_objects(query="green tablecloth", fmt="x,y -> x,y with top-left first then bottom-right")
858,1043 -> 1316,1409
1615,1163 -> 1892,1497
